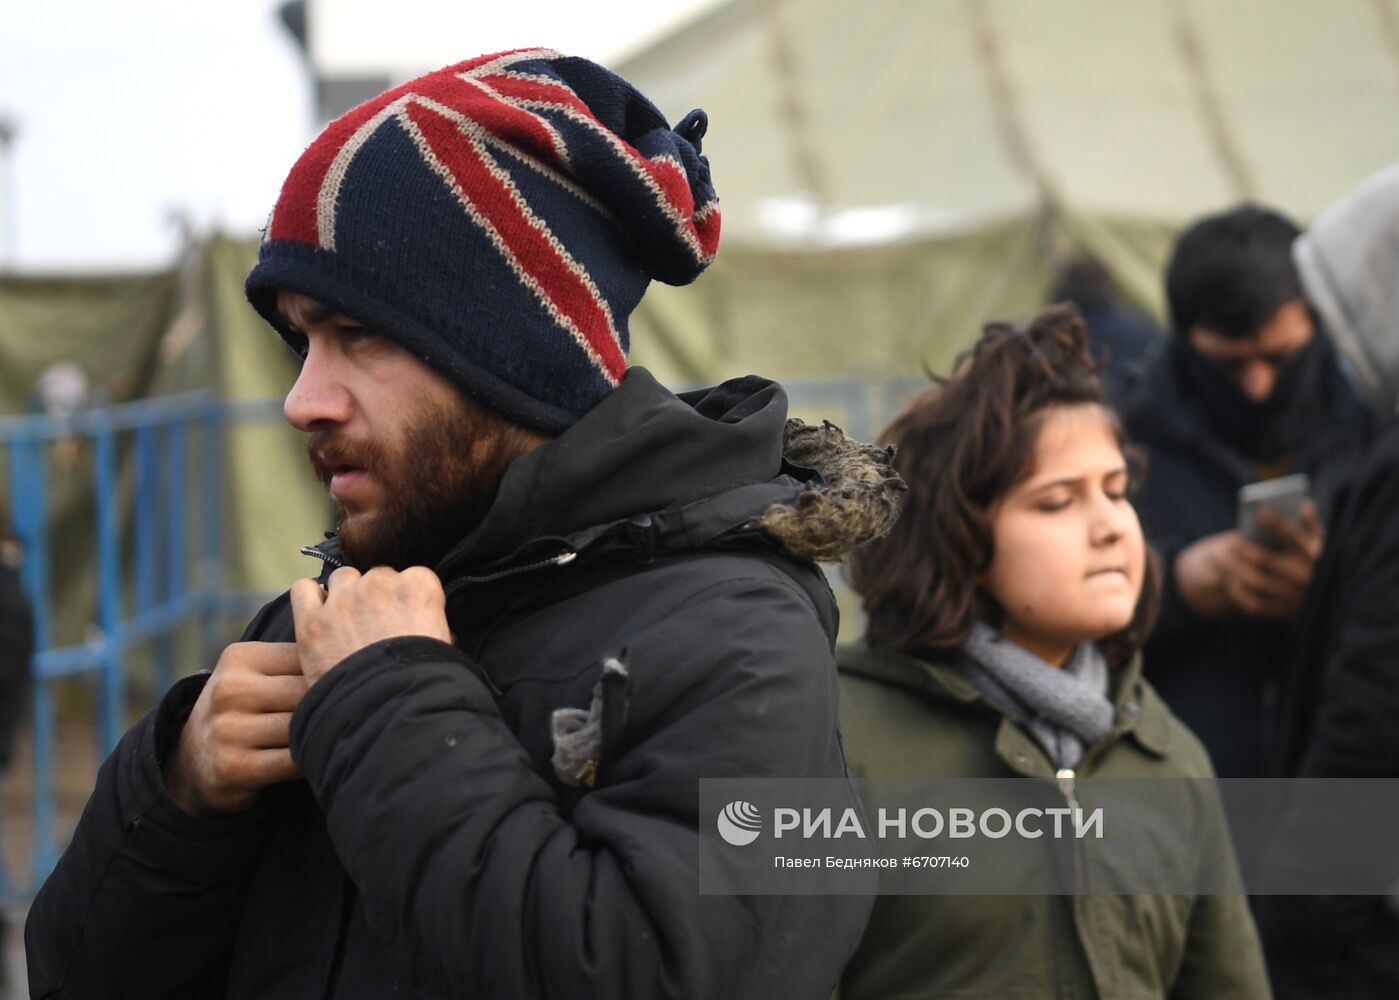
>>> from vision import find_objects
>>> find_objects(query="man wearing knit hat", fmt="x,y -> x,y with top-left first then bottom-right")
26,49 -> 895,998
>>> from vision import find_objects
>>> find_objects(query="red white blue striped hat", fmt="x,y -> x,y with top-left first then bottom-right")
246,48 -> 721,432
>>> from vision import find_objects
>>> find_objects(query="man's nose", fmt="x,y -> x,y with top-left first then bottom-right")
1238,360 -> 1278,403
283,351 -> 353,430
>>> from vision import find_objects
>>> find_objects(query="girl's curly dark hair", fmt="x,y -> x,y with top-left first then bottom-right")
847,303 -> 1159,668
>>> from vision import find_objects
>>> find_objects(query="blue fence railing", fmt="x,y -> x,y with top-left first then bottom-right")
0,392 -> 289,896
0,377 -> 927,900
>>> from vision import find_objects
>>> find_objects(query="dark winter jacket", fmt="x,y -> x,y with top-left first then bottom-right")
25,369 -> 897,1000
837,644 -> 1270,999
1254,421 -> 1399,998
0,545 -> 32,772
1121,345 -> 1371,776
1257,165 -> 1399,999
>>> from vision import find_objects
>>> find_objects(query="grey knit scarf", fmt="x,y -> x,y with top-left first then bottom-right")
956,622 -> 1114,769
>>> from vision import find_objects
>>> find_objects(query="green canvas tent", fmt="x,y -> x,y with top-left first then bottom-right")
617,0 -> 1399,383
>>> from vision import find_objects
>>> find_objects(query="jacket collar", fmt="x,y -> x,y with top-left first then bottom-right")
838,643 -> 1171,764
436,367 -> 797,577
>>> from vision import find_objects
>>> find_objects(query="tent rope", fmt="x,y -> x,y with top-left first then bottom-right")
1168,0 -> 1257,200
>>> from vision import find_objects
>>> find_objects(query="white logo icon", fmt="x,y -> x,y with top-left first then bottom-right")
717,800 -> 763,846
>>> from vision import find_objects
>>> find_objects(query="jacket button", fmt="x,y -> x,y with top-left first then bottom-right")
1124,701 -> 1140,716
1013,752 -> 1027,765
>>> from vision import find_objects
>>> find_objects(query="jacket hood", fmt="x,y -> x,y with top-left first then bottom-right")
302,367 -> 903,581
1294,162 -> 1399,417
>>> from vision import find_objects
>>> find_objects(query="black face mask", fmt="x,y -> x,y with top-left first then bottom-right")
1171,334 -> 1330,462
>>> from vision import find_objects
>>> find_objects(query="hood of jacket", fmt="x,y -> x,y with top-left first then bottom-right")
306,367 -> 903,583
1294,162 -> 1399,418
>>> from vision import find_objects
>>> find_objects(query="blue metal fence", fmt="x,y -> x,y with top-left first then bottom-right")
1,391 -> 244,894
0,377 -> 926,900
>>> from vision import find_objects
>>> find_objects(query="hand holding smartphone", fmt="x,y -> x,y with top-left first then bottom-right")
1237,474 -> 1312,549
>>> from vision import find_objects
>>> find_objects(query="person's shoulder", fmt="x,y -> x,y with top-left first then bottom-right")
637,546 -> 831,619
836,645 -> 981,727
838,643 -> 935,688
837,646 -> 1007,778
1133,676 -> 1217,778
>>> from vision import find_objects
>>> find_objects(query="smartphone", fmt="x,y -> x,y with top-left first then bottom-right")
1237,474 -> 1312,548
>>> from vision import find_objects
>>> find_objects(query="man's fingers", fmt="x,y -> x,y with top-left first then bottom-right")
248,748 -> 301,786
216,641 -> 304,677
1300,499 -> 1320,530
398,565 -> 446,599
289,577 -> 328,627
1228,537 -> 1273,572
1237,567 -> 1291,605
325,565 -> 362,592
248,676 -> 308,714
1299,501 -> 1325,558
1224,548 -> 1298,603
246,712 -> 296,748
1224,560 -> 1307,619
1224,575 -> 1268,617
214,711 -> 296,750
1256,507 -> 1324,561
1245,564 -> 1302,603
205,672 -> 306,715
1227,540 -> 1298,594
1228,534 -> 1315,590
1226,576 -> 1296,620
257,641 -> 305,675
1263,553 -> 1314,590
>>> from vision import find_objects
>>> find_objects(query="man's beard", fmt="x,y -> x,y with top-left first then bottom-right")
308,395 -> 528,572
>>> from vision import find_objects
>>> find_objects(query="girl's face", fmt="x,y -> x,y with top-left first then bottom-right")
980,404 -> 1146,666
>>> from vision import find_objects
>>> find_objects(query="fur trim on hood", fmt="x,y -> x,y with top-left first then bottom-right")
753,419 -> 906,562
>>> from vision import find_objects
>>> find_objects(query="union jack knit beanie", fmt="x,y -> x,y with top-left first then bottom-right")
245,48 -> 721,433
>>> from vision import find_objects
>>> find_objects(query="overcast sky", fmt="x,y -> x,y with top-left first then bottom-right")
0,0 -> 716,273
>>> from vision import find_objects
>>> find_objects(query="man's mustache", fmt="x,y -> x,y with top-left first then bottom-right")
307,431 -> 384,486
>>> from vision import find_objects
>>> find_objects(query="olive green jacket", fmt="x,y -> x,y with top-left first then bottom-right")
836,644 -> 1271,1000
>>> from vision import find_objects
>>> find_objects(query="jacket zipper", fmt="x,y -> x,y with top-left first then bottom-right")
1055,767 -> 1079,810
299,543 -> 344,569
298,543 -> 579,592
444,550 -> 577,595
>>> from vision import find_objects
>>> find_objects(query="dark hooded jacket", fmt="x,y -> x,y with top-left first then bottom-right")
1121,338 -> 1372,777
1255,163 -> 1399,999
25,369 -> 895,1000
0,541 -> 32,772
